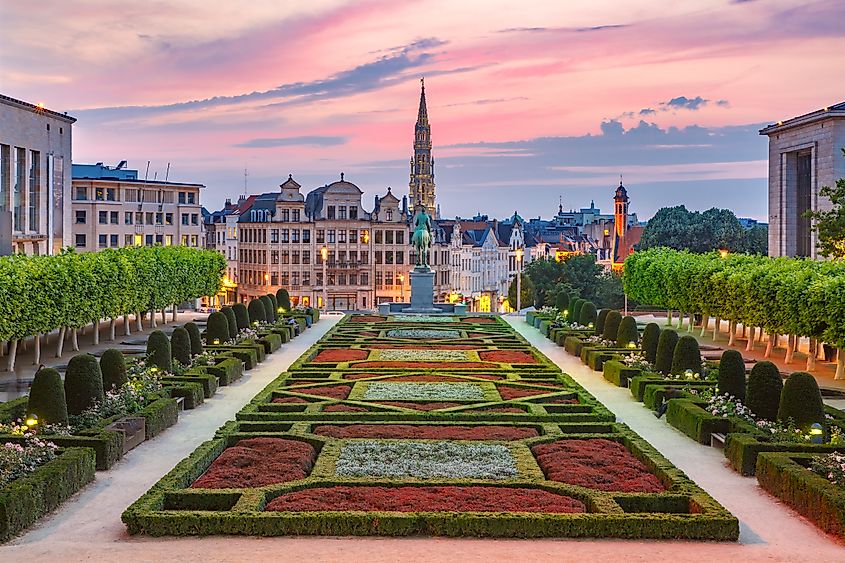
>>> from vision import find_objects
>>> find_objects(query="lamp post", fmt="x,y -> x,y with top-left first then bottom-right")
398,273 -> 405,302
321,245 -> 328,311
515,247 -> 524,315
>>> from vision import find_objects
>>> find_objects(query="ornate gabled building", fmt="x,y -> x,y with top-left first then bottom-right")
409,78 -> 437,217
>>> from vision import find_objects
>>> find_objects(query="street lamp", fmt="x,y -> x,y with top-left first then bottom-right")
398,273 -> 405,302
515,247 -> 524,315
321,245 -> 328,311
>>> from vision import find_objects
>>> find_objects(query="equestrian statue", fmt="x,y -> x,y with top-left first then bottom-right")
411,205 -> 433,269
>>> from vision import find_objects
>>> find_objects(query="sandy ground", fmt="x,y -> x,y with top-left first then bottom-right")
2,314 -> 844,562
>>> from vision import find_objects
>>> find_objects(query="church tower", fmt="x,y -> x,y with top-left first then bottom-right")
409,78 -> 436,217
614,180 -> 629,237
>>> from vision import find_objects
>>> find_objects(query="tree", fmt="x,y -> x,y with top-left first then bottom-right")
506,274 -> 534,311
805,151 -> 845,258
638,205 -> 763,254
524,254 -> 623,310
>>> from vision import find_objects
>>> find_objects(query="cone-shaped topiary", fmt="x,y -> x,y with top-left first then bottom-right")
572,299 -> 585,324
745,361 -> 783,421
777,371 -> 824,429
248,299 -> 266,324
616,316 -> 639,347
276,288 -> 292,312
232,303 -> 250,330
27,367 -> 68,425
268,294 -> 280,320
579,301 -> 598,327
568,294 -> 580,319
100,348 -> 127,391
595,309 -> 609,336
64,353 -> 104,416
260,295 -> 275,322
641,323 -> 661,364
717,349 -> 746,401
184,321 -> 203,356
555,292 -> 570,312
171,327 -> 192,365
206,312 -> 230,345
670,335 -> 701,375
146,330 -> 172,372
221,306 -> 238,339
602,311 -> 622,341
654,329 -> 679,375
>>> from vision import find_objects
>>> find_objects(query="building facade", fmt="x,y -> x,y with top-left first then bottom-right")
760,102 -> 845,258
409,79 -> 437,217
0,94 -> 75,255
71,162 -> 204,251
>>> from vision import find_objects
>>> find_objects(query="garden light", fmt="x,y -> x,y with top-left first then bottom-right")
588,323 -> 594,329
627,342 -> 637,349
718,248 -> 729,258
213,339 -> 220,345
25,414 -> 38,428
811,423 -> 824,444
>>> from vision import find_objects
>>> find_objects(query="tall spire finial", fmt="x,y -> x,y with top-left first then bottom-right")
558,195 -> 563,214
417,77 -> 428,124
619,173 -> 623,186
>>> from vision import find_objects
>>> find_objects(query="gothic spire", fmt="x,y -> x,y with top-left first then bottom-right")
417,77 -> 428,125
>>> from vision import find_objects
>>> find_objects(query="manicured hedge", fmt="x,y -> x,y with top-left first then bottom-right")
602,360 -> 641,388
666,399 -> 732,445
724,432 -> 845,476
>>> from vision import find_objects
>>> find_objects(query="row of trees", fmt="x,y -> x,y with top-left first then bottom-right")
637,205 -> 767,255
622,248 -> 845,378
0,246 -> 226,368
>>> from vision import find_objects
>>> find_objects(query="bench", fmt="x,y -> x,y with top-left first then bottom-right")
711,432 -> 726,449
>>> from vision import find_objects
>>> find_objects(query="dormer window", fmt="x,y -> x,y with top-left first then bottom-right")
386,209 -> 393,221
349,206 -> 358,219
327,205 -> 336,220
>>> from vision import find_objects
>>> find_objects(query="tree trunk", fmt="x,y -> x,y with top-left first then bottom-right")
160,309 -> 167,325
20,337 -> 27,352
746,326 -> 756,352
806,339 -> 817,371
150,309 -> 157,328
110,318 -> 116,341
700,315 -> 709,337
136,312 -> 143,332
785,335 -> 795,364
741,324 -> 747,338
172,304 -> 178,322
836,349 -> 845,380
688,312 -> 695,332
56,327 -> 66,357
666,310 -> 673,326
0,340 -> 4,357
33,334 -> 41,365
92,320 -> 99,346
764,332 -> 774,359
6,339 -> 18,371
71,328 -> 79,351
713,317 -> 720,340
728,321 -> 736,346
124,315 -> 131,336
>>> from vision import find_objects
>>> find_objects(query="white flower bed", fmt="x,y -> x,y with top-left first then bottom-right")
334,441 -> 517,479
386,329 -> 461,339
363,382 -> 485,401
377,349 -> 469,362
390,315 -> 456,323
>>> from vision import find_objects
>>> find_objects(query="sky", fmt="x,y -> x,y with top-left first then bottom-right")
2,0 -> 844,222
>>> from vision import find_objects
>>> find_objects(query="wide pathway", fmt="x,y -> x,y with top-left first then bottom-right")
3,314 -> 843,562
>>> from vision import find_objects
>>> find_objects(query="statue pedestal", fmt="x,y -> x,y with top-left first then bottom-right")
401,267 -> 440,313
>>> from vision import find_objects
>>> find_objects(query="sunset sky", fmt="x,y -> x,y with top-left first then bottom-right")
2,0 -> 844,221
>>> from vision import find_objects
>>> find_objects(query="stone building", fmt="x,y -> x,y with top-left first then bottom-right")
204,196 -> 252,304
409,78 -> 437,217
71,162 -> 204,251
760,102 -> 845,258
0,94 -> 75,255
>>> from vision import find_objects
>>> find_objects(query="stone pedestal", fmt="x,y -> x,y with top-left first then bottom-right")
402,268 -> 440,313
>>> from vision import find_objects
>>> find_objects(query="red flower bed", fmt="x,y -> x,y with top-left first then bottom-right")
461,317 -> 497,324
311,424 -> 538,440
272,396 -> 309,404
499,387 -> 559,400
192,438 -> 316,489
266,486 -> 585,513
282,385 -> 352,399
312,349 -> 369,363
354,361 -> 492,369
378,375 -> 472,383
377,401 -> 462,411
532,439 -> 665,493
349,316 -> 386,323
541,397 -> 579,404
322,404 -> 369,413
466,407 -> 527,414
367,344 -> 480,350
479,350 -> 537,364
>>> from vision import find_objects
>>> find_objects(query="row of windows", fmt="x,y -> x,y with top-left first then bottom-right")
325,205 -> 358,220
241,269 -> 315,287
315,272 -> 371,286
374,251 -> 405,265
75,233 -> 199,248
73,186 -> 197,204
240,248 -> 314,265
74,210 -> 200,226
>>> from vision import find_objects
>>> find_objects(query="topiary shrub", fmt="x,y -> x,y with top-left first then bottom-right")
602,311 -> 622,341
221,306 -> 238,339
146,330 -> 172,372
206,312 -> 230,345
616,316 -> 639,347
568,294 -> 581,319
171,326 -> 192,365
641,323 -> 661,364
555,292 -> 570,312
260,295 -> 275,322
232,303 -> 250,331
572,299 -> 585,324
670,335 -> 701,375
717,349 -> 746,401
64,353 -> 104,416
777,371 -> 824,429
595,309 -> 609,336
27,367 -> 68,425
579,302 -> 598,327
268,294 -> 280,320
247,299 -> 266,324
184,321 -> 203,356
276,288 -> 292,312
745,361 -> 783,421
654,329 -> 679,375
100,348 -> 127,391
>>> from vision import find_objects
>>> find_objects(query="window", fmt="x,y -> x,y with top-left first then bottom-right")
316,229 -> 324,243
349,273 -> 357,285
375,271 -> 382,286
191,214 -> 199,225
360,272 -> 368,285
98,234 -> 107,248
303,229 -> 311,243
281,272 -> 290,286
327,230 -> 335,243
338,273 -> 346,285
281,229 -> 289,243
75,234 -> 86,247
165,234 -> 173,246
135,212 -> 143,225
292,209 -> 300,222
327,273 -> 335,285
349,250 -> 357,264
75,210 -> 86,224
360,251 -> 368,264
281,209 -> 290,222
110,211 -> 119,224
191,235 -> 198,247
338,206 -> 347,220
303,250 -> 311,265
385,272 -> 394,286
178,192 -> 186,204
155,234 -> 163,245
155,212 -> 163,225
270,229 -> 279,243
338,230 -> 346,243
124,188 -> 138,202
385,231 -> 394,244
28,150 -> 39,231
292,250 -> 300,264
349,206 -> 358,220
349,230 -> 357,243
98,211 -> 107,224
124,212 -> 132,225
187,192 -> 195,204
110,234 -> 119,247
303,271 -> 311,286
271,250 -> 279,264
375,251 -> 382,264
181,213 -> 189,225
292,229 -> 299,243
292,272 -> 299,286
375,230 -> 383,244
327,205 -> 335,219
271,272 -> 279,286
385,251 -> 393,264
180,234 -> 187,245
360,230 -> 369,243
386,209 -> 393,221
165,213 -> 173,225
396,230 -> 404,244
316,272 -> 323,286
396,251 -> 404,265
282,250 -> 290,264
74,186 -> 87,200
124,234 -> 133,246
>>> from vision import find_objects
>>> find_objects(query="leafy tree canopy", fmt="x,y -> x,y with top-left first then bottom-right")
637,205 -> 766,254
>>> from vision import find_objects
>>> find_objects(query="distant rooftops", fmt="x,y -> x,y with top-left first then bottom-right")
72,161 -> 204,187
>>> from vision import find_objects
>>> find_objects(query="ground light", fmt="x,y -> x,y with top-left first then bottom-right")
810,423 -> 824,444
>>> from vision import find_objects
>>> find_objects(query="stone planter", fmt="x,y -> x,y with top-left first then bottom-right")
107,416 -> 146,453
